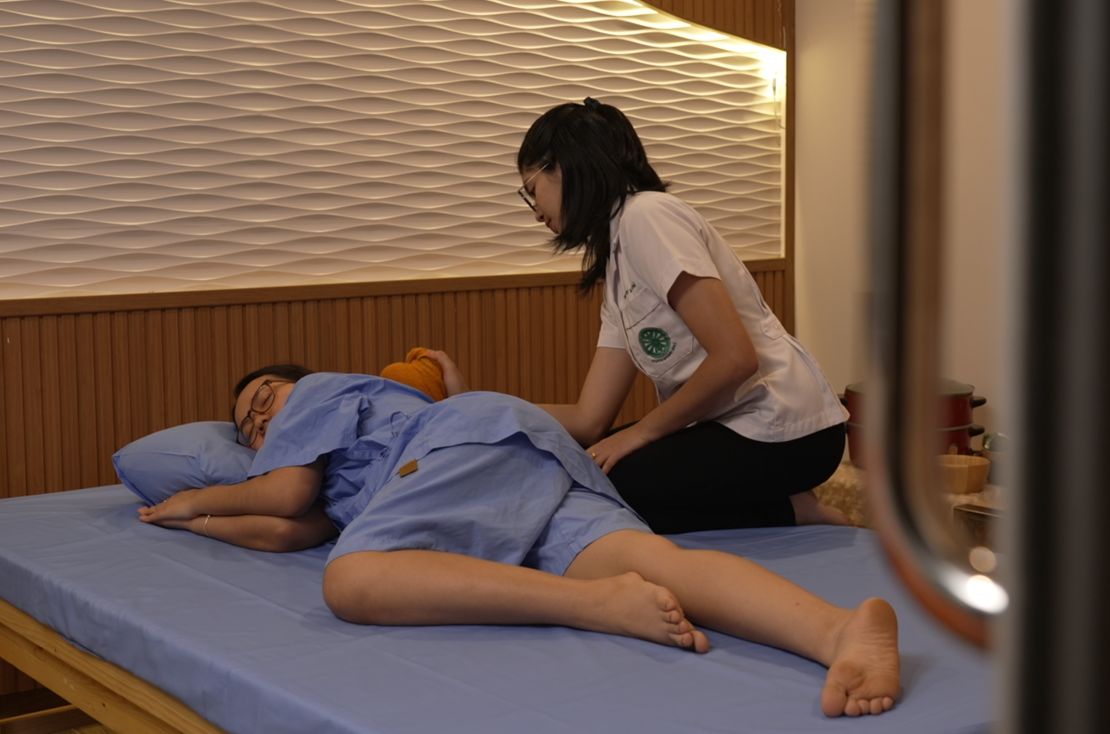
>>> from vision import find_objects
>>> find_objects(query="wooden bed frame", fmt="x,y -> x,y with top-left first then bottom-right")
0,597 -> 221,734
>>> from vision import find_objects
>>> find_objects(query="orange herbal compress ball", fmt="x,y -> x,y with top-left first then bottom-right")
380,347 -> 448,401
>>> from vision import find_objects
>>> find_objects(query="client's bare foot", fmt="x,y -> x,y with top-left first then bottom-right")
791,490 -> 853,526
821,598 -> 901,717
582,572 -> 711,653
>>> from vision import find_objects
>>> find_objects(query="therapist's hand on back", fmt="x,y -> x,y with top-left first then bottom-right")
586,423 -> 652,474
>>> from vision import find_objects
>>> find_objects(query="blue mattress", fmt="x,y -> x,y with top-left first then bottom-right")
0,486 -> 991,733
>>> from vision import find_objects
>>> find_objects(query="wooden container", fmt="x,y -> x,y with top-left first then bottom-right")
937,454 -> 991,494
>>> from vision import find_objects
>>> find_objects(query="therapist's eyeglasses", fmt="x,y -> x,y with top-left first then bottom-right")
236,379 -> 291,447
517,162 -> 550,213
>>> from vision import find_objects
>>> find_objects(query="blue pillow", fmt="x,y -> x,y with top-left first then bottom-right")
112,421 -> 254,505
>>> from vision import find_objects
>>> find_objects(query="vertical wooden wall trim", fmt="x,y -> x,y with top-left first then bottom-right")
643,0 -> 795,332
643,0 -> 787,50
1,318 -> 22,500
782,0 -> 797,333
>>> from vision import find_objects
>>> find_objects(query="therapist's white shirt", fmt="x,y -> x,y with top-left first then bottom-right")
598,192 -> 848,443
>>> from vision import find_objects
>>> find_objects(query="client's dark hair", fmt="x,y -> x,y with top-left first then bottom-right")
516,97 -> 667,292
230,363 -> 314,422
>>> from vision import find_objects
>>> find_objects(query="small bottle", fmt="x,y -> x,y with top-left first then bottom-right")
982,432 -> 1008,484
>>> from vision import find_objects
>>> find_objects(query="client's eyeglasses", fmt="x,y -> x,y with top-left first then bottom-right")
236,379 -> 291,447
517,162 -> 550,213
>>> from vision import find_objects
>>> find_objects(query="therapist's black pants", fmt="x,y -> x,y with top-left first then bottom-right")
606,422 -> 846,535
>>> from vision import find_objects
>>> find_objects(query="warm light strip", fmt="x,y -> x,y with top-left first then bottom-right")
0,0 -> 785,299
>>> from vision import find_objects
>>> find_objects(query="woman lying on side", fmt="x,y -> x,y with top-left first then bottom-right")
139,364 -> 900,717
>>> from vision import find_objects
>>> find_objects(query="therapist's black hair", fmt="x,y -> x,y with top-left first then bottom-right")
517,97 -> 668,293
230,363 -> 315,422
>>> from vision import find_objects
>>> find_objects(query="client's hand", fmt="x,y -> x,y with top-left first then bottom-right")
137,488 -> 202,525
424,350 -> 469,396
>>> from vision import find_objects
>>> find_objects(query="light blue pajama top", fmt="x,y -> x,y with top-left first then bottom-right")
248,373 -> 645,572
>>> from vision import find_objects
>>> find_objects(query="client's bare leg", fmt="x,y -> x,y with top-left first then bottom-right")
566,531 -> 900,717
323,549 -> 706,650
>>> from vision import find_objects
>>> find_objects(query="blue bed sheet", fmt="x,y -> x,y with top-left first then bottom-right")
0,486 -> 991,733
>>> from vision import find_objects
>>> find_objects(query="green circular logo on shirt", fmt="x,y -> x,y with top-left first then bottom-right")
638,327 -> 673,361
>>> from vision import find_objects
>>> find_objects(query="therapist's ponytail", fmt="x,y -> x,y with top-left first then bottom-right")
518,98 -> 667,293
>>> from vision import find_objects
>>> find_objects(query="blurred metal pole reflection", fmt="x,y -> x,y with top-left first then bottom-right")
868,0 -> 1108,731
866,0 -> 1000,648
999,1 -> 1109,731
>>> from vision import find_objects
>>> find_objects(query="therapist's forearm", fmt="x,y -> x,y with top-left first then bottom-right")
633,353 -> 755,442
540,347 -> 640,446
539,403 -> 603,445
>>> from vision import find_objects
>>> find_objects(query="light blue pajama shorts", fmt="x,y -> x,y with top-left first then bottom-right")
327,435 -> 649,575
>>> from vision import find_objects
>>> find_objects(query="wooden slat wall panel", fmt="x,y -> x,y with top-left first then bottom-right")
0,265 -> 787,501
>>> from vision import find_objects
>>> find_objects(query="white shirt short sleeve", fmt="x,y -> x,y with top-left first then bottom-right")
597,289 -> 625,349
598,192 -> 848,443
616,193 -> 720,300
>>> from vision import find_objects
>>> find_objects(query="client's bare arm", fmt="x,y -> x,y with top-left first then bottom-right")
151,502 -> 337,552
138,459 -> 324,525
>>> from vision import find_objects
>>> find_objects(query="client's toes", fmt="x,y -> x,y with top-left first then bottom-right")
670,630 -> 694,648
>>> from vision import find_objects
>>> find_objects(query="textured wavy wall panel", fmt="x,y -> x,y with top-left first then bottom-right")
0,0 -> 785,299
